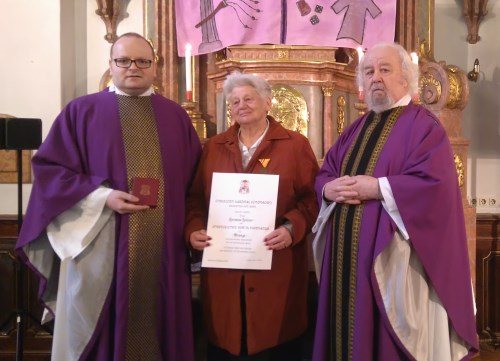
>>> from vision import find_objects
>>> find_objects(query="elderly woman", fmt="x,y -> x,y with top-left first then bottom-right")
185,72 -> 319,361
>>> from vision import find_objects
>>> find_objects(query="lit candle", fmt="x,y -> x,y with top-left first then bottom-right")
356,46 -> 364,100
410,52 -> 420,102
185,43 -> 192,101
356,46 -> 364,63
410,52 -> 418,65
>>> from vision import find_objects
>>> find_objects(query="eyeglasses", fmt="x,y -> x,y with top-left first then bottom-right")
113,58 -> 153,69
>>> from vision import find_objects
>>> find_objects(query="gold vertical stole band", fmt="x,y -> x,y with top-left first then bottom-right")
329,107 -> 403,361
118,95 -> 165,361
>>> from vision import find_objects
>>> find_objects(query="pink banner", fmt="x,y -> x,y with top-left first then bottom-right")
175,0 -> 396,56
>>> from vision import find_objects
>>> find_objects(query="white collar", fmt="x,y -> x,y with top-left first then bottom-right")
238,119 -> 270,150
109,83 -> 154,96
393,94 -> 412,107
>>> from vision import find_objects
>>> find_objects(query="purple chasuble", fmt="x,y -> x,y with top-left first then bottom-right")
312,103 -> 478,361
16,90 -> 201,361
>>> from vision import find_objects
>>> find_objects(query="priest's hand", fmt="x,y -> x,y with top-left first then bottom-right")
351,175 -> 382,201
190,229 -> 211,251
323,175 -> 361,204
106,190 -> 150,214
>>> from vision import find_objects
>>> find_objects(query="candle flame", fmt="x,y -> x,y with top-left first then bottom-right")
410,52 -> 418,65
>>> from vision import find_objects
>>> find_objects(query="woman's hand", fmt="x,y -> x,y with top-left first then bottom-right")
264,227 -> 292,251
189,229 -> 211,251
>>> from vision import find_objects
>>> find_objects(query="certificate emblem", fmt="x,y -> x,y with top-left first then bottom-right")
140,185 -> 151,196
239,179 -> 250,194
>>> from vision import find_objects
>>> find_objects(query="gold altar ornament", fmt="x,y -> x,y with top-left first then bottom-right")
454,154 -> 464,188
419,73 -> 442,105
336,96 -> 346,135
269,85 -> 309,137
447,68 -> 463,109
182,101 -> 207,139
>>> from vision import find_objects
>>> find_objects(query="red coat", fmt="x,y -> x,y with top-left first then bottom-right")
185,117 -> 319,355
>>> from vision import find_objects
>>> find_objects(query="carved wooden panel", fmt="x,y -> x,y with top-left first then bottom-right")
476,214 -> 500,345
152,0 -> 180,101
0,150 -> 33,184
0,217 -> 52,361
463,0 -> 489,44
95,0 -> 122,43
0,114 -> 33,184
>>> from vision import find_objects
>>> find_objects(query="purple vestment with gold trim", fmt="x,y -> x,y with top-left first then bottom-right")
16,90 -> 201,361
313,103 -> 478,361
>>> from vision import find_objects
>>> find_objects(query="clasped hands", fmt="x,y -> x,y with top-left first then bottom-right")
323,175 -> 381,204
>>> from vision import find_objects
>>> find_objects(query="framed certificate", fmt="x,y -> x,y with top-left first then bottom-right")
202,172 -> 279,270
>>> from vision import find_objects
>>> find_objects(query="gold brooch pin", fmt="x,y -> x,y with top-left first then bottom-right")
258,158 -> 270,168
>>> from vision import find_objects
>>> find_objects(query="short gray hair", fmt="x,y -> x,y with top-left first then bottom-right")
356,42 -> 419,96
223,72 -> 272,99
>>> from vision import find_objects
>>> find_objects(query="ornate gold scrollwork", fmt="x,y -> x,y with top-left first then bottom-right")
418,39 -> 434,62
336,96 -> 346,135
322,86 -> 334,97
446,68 -> 463,109
269,85 -> 309,136
419,73 -> 442,105
146,38 -> 160,64
454,153 -> 465,188
277,50 -> 289,60
226,100 -> 233,129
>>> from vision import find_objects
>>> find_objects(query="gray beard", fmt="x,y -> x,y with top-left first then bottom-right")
366,93 -> 395,114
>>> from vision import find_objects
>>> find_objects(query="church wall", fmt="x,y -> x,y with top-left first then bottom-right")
0,0 -> 144,215
0,0 -> 61,214
435,0 -> 500,214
